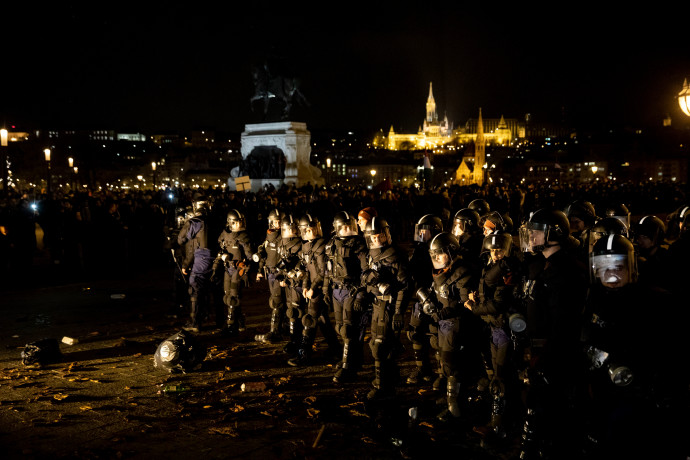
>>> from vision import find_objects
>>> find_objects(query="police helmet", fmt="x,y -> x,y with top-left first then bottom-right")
364,217 -> 392,249
153,330 -> 207,373
589,217 -> 629,253
267,208 -> 283,230
428,232 -> 460,270
226,209 -> 246,231
483,211 -> 513,235
451,208 -> 481,237
603,203 -> 631,230
280,213 -> 300,239
482,231 -> 513,257
414,214 -> 444,243
468,199 -> 491,217
332,211 -> 359,238
298,213 -> 323,241
591,234 -> 637,288
192,198 -> 209,216
563,200 -> 597,229
632,215 -> 666,246
519,208 -> 571,253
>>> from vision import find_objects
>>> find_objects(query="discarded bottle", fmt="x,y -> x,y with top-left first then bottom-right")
163,384 -> 188,394
241,381 -> 267,392
110,294 -> 126,300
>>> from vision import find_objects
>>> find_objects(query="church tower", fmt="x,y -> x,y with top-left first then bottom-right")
474,108 -> 485,185
426,82 -> 438,123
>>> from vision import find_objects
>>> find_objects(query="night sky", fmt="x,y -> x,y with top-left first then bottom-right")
2,3 -> 688,135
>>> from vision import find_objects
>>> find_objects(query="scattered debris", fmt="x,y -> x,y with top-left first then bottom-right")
312,424 -> 326,448
61,336 -> 78,346
21,338 -> 62,367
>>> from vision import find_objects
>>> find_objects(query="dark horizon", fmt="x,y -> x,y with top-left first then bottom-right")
2,4 -> 689,136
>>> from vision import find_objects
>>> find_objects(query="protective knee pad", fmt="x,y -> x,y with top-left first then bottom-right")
301,314 -> 316,329
429,334 -> 439,351
268,295 -> 283,311
286,306 -> 303,320
339,324 -> 356,341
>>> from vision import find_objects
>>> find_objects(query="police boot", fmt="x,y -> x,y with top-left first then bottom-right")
255,308 -> 283,343
438,375 -> 461,421
333,341 -> 357,383
431,351 -> 446,391
183,298 -> 200,333
230,296 -> 246,332
287,329 -> 315,367
222,305 -> 239,336
283,318 -> 302,355
406,343 -> 433,385
367,361 -> 395,400
516,408 -> 545,460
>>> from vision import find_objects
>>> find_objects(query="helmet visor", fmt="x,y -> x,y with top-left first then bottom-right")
519,226 -> 545,253
592,254 -> 633,288
365,230 -> 389,249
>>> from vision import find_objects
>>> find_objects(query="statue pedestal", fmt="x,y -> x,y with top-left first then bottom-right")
239,122 -> 323,192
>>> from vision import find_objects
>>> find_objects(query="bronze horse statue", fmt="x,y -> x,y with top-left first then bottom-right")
250,64 -> 308,121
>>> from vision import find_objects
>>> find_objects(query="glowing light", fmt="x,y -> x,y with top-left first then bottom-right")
679,78 -> 690,117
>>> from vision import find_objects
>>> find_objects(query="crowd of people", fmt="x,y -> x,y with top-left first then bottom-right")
2,179 -> 690,458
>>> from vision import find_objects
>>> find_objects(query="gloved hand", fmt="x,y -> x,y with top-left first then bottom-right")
392,310 -> 404,332
210,270 -> 220,284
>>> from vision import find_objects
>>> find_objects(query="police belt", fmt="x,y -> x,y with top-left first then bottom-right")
332,281 -> 356,290
376,295 -> 392,302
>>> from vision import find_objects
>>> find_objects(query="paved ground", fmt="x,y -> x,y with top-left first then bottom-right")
0,255 -> 521,460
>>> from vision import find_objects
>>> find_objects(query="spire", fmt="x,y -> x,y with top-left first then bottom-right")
426,82 -> 437,124
474,108 -> 485,185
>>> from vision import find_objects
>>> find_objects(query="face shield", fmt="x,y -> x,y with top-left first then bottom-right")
299,222 -> 322,241
228,219 -> 246,232
451,219 -> 468,238
483,233 -> 512,262
591,254 -> 634,289
519,224 -> 547,254
281,223 -> 299,239
268,217 -> 281,230
365,228 -> 390,249
336,222 -> 358,238
429,246 -> 452,270
413,223 -> 435,243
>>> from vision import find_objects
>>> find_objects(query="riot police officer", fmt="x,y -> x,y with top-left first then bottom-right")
581,234 -> 686,458
515,207 -> 588,458
254,208 -> 287,343
287,213 -> 341,367
360,217 -> 411,400
450,207 -> 484,265
631,214 -> 671,292
212,209 -> 255,336
324,211 -> 369,383
276,213 -> 308,356
465,231 -> 521,439
417,232 -> 480,420
406,214 -> 444,386
176,197 -> 216,333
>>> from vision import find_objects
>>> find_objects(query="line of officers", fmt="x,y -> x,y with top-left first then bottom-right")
172,195 -> 690,460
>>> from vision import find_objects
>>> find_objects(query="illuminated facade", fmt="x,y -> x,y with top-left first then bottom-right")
381,82 -> 523,152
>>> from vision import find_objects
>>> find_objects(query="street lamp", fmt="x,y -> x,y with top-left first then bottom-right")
370,168 -> 377,187
152,162 -> 157,189
1,129 -> 7,192
44,149 -> 52,196
679,78 -> 690,117
326,157 -> 331,185
68,157 -> 76,190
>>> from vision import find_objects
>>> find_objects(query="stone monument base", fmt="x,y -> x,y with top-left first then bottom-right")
239,121 -> 323,193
